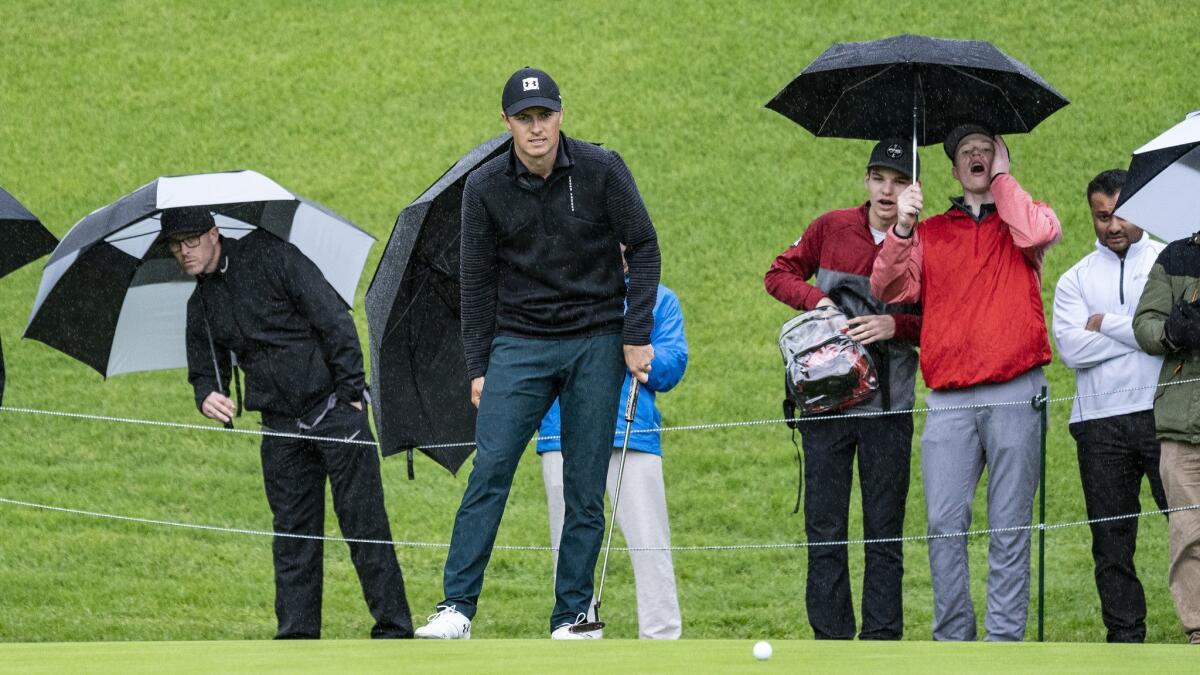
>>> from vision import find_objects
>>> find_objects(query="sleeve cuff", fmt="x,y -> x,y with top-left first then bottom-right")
337,382 -> 364,403
195,387 -> 215,412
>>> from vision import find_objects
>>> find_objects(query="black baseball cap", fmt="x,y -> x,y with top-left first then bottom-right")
502,67 -> 561,116
943,123 -> 993,159
867,138 -> 919,180
159,206 -> 216,240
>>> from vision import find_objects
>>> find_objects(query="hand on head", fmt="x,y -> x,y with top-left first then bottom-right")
991,135 -> 1011,178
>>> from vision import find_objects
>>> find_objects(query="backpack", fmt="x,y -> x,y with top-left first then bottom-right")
779,306 -> 878,418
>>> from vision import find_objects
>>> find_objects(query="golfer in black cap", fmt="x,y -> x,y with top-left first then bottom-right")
765,139 -> 922,640
162,207 -> 413,640
415,67 -> 661,640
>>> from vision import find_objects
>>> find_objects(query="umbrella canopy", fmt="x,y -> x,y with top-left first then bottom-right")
25,170 -> 374,377
1,186 -> 57,279
365,134 -> 511,476
1114,111 -> 1200,242
766,33 -> 1068,173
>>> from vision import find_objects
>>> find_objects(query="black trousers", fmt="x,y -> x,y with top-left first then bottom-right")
801,414 -> 912,640
260,401 -> 413,639
1069,410 -> 1168,643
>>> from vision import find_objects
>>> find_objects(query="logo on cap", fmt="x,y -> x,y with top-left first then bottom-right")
887,144 -> 904,159
522,77 -> 540,91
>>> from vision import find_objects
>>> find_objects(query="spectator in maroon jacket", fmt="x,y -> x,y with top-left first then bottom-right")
765,139 -> 922,640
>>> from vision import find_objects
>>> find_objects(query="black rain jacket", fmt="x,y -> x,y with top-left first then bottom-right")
185,230 -> 366,420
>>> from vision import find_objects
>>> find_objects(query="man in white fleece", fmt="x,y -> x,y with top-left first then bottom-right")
1052,167 -> 1168,643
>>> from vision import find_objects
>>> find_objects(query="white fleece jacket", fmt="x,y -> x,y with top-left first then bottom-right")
1053,235 -> 1165,423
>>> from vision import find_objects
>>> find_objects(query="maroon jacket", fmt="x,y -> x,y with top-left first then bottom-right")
766,203 -> 921,411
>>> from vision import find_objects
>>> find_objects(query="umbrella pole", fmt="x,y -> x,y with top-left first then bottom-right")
911,79 -> 919,181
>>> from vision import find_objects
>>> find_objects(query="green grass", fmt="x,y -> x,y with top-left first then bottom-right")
0,640 -> 1197,675
2,0 -> 1199,647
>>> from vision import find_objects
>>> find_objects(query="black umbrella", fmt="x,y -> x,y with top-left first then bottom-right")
365,133 -> 511,477
25,170 -> 374,377
1,186 -> 57,279
766,33 -> 1068,177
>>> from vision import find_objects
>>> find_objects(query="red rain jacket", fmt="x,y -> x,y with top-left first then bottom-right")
870,175 -> 1060,390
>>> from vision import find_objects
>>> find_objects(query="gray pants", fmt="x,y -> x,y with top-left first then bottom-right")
541,450 -> 682,639
922,368 -> 1045,641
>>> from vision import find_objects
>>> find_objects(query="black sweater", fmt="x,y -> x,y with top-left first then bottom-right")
186,231 -> 366,419
460,134 -> 661,379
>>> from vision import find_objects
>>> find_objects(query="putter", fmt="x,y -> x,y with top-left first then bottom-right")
570,378 -> 640,635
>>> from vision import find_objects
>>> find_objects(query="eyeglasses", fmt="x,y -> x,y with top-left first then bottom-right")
167,233 -> 205,253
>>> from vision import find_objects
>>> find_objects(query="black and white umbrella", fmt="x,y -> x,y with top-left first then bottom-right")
365,134 -> 511,476
1115,111 -> 1200,242
1,186 -> 57,279
25,170 -> 374,377
2,187 -> 58,406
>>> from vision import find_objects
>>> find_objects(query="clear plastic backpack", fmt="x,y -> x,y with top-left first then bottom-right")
779,305 -> 878,417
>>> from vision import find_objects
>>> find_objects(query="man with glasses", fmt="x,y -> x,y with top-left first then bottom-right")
162,206 -> 413,640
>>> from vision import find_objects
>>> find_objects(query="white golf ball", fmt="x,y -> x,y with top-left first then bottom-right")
752,640 -> 773,660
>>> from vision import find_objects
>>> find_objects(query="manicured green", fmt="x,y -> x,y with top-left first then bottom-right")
2,0 -> 1198,648
0,639 -> 1196,674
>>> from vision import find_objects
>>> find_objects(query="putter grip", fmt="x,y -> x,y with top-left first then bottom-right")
624,380 -> 640,423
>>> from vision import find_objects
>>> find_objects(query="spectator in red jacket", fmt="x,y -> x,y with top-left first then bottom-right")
871,124 -> 1061,641
765,139 -> 922,640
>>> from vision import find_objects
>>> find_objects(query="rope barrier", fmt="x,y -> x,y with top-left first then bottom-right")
2,496 -> 1196,553
2,377 -> 1198,552
4,376 -> 1199,451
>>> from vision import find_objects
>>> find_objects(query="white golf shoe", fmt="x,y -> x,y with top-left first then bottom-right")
550,614 -> 603,640
414,605 -> 472,640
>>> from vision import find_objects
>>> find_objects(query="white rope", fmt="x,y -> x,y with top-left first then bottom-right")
3,496 -> 1197,553
6,377 -> 1198,451
0,404 -> 379,446
3,378 -> 1197,551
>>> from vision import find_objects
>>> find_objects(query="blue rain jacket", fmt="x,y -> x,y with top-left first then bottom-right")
537,284 -> 687,456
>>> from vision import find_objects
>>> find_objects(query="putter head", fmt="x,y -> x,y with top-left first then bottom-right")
569,620 -> 604,634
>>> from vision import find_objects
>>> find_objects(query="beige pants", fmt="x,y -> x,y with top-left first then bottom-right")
541,450 -> 682,639
1160,440 -> 1200,644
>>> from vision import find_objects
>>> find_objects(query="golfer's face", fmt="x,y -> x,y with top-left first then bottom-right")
1089,190 -> 1143,256
169,227 -> 219,276
864,167 -> 911,225
504,106 -> 562,162
951,134 -> 995,193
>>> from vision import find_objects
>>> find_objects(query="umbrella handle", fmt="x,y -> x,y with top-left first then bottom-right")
911,74 -> 921,182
